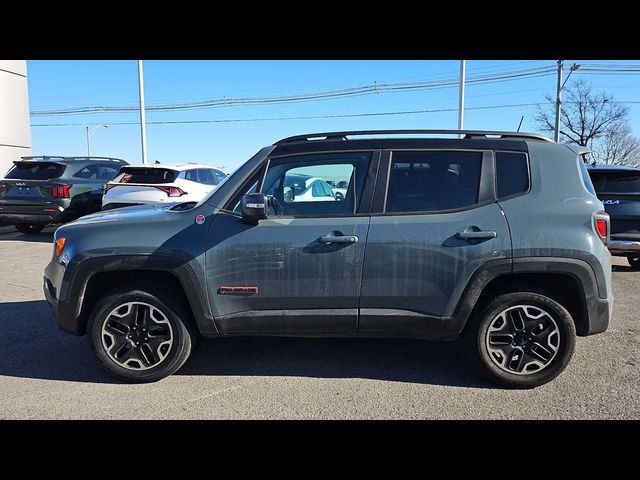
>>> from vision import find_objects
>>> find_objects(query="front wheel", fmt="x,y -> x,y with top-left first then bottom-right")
463,292 -> 576,389
87,281 -> 197,382
15,223 -> 45,234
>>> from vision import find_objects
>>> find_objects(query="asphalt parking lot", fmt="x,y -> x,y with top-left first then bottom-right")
0,225 -> 638,419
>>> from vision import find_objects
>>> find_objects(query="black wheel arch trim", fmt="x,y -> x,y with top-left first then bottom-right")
55,254 -> 217,336
451,256 -> 610,337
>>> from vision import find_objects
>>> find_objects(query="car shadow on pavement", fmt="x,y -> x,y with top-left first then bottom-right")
0,228 -> 55,243
0,299 -> 493,388
612,264 -> 637,273
0,300 -> 119,384
178,336 -> 494,389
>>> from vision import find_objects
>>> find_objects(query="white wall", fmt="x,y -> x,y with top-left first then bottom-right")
0,60 -> 31,176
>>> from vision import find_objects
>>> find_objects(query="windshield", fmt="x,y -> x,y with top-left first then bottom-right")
589,170 -> 640,194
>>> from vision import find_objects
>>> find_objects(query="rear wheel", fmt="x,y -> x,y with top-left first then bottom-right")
464,291 -> 576,388
87,281 -> 197,382
627,256 -> 640,270
15,223 -> 45,234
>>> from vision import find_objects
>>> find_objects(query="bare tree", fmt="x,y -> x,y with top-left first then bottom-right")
536,79 -> 628,146
591,123 -> 640,166
535,79 -> 640,165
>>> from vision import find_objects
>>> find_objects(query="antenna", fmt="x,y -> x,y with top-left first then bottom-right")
516,115 -> 525,132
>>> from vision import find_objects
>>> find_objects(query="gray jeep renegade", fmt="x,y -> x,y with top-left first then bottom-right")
43,130 -> 613,388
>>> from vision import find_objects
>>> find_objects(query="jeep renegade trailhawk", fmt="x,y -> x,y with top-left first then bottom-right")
43,130 -> 613,388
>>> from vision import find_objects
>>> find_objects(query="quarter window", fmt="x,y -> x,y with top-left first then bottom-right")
495,152 -> 529,199
385,151 -> 483,213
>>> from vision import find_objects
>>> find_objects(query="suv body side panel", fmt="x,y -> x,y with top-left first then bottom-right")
43,203 -> 215,336
498,142 -> 612,301
359,203 -> 511,330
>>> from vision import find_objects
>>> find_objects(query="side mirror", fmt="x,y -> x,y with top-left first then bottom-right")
241,193 -> 268,225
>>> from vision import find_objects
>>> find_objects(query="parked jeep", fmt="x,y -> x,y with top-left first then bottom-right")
43,130 -> 612,388
587,164 -> 640,270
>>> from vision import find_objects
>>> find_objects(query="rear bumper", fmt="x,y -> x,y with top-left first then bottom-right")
0,204 -> 64,224
609,239 -> 640,255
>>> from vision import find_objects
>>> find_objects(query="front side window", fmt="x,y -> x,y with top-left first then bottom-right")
261,152 -> 372,217
385,150 -> 482,213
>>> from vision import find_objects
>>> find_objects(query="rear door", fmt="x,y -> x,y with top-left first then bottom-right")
589,169 -> 640,240
359,149 -> 511,336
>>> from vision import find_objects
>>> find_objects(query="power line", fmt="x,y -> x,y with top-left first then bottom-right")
30,103 -> 550,127
29,65 -> 557,117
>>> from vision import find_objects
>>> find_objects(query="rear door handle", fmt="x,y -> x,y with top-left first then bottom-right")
319,235 -> 359,244
456,230 -> 497,240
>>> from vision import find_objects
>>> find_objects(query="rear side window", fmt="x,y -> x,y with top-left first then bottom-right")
495,152 -> 529,199
589,170 -> 640,194
5,162 -> 66,180
385,151 -> 482,213
197,169 -> 222,186
214,170 -> 227,183
114,167 -> 178,184
73,164 -> 120,181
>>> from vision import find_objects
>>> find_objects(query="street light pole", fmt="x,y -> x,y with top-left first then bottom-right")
554,61 -> 580,143
138,60 -> 148,165
458,60 -> 466,138
86,124 -> 108,157
554,60 -> 563,142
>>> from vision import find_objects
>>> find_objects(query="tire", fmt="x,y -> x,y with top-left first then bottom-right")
15,223 -> 45,234
87,281 -> 198,382
463,291 -> 576,389
627,256 -> 640,270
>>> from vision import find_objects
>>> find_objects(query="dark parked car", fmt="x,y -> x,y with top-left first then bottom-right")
587,164 -> 640,269
0,156 -> 128,234
44,130 -> 612,388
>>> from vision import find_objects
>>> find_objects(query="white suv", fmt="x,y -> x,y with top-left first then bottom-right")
102,164 -> 227,210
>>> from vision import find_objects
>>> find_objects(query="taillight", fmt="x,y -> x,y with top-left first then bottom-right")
594,214 -> 609,245
103,183 -> 117,193
156,186 -> 186,197
52,184 -> 72,199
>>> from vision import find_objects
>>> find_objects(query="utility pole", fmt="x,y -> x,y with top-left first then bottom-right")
138,60 -> 148,164
458,60 -> 466,138
554,60 -> 563,143
86,124 -> 108,158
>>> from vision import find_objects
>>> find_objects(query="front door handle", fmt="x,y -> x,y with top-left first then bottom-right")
456,230 -> 497,240
319,235 -> 359,244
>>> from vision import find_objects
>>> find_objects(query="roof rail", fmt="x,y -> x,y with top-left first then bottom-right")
20,156 -> 128,163
274,130 -> 554,145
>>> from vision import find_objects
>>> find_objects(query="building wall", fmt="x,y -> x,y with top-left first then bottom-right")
0,60 -> 31,176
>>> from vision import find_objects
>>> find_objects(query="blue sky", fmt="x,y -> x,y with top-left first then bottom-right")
27,60 -> 640,171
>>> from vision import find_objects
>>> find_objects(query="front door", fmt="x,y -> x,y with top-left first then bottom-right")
206,150 -> 377,334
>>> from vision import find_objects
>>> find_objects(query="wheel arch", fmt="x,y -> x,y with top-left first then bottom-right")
64,255 -> 217,336
454,257 -> 609,337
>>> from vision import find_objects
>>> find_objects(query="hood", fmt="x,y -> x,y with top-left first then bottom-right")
66,203 -> 180,227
